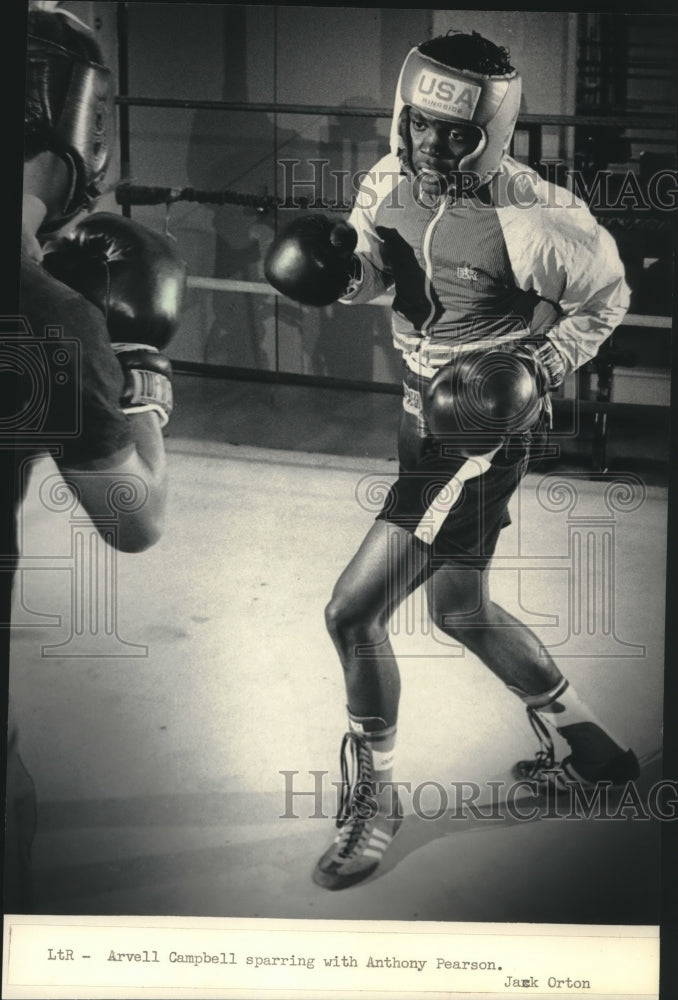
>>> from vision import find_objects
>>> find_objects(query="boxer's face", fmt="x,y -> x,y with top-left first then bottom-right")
409,109 -> 480,193
22,150 -> 73,234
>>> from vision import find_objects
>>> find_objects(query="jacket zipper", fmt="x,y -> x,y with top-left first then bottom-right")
421,197 -> 448,335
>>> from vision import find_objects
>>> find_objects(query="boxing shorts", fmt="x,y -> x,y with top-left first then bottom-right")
375,362 -> 549,567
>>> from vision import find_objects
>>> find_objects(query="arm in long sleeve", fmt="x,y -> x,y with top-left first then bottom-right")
538,223 -> 630,377
505,192 -> 631,383
339,158 -> 399,304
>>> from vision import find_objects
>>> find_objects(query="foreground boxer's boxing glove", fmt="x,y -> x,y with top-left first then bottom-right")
43,213 -> 187,426
264,214 -> 358,306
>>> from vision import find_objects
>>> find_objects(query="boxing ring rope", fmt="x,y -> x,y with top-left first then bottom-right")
112,174 -> 671,470
176,253 -> 670,473
115,95 -> 676,130
115,179 -> 677,229
112,177 -> 672,472
183,276 -> 391,302
182,274 -> 671,330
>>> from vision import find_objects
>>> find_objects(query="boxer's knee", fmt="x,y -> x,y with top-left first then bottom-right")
325,587 -> 387,650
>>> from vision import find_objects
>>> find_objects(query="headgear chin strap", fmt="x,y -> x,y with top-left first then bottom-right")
25,10 -> 114,232
391,47 -> 522,189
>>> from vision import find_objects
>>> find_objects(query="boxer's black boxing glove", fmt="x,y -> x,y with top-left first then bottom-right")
42,212 -> 186,348
424,351 -> 544,454
43,213 -> 187,426
264,214 -> 358,307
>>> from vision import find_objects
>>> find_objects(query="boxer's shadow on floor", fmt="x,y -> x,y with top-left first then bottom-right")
362,748 -> 663,885
30,750 -> 661,913
31,788 -> 307,911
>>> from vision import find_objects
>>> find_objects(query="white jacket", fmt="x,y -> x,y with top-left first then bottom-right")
342,153 -> 630,378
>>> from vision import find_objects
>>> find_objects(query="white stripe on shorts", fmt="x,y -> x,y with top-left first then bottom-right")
413,454 -> 493,545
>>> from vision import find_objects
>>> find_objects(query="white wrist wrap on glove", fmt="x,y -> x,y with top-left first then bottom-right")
532,340 -> 567,390
112,343 -> 160,355
119,372 -> 173,427
112,343 -> 173,427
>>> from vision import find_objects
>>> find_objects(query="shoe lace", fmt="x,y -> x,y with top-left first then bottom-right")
335,731 -> 376,856
522,707 -> 556,776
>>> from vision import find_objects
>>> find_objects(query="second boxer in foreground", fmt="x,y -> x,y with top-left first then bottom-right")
5,3 -> 185,911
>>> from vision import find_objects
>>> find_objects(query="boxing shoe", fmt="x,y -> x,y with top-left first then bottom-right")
513,706 -> 640,790
312,730 -> 402,891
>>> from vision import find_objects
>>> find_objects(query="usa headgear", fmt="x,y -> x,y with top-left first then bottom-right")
391,46 -> 522,189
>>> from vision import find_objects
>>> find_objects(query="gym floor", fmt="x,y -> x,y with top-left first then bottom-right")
8,373 -> 668,924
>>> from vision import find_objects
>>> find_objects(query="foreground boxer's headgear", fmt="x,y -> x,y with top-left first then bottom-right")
391,32 -> 522,188
25,7 -> 114,229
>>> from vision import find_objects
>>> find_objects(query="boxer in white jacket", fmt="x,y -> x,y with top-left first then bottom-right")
266,29 -> 638,892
